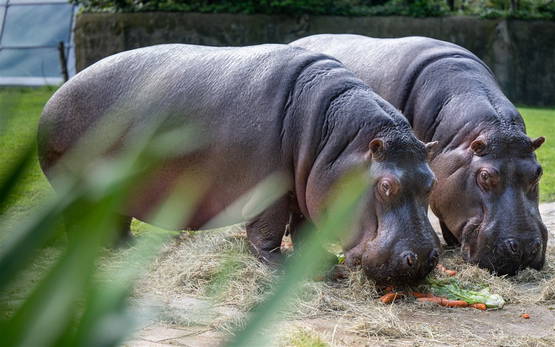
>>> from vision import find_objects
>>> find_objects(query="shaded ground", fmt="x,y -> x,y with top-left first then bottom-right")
126,204 -> 555,347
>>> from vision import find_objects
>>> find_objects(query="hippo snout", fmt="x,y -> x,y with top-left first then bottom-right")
362,246 -> 440,285
479,237 -> 545,276
398,248 -> 440,273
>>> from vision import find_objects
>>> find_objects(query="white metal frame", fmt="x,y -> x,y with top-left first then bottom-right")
0,0 -> 77,86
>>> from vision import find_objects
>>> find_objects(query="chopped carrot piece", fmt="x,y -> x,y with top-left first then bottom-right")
410,292 -> 433,298
441,299 -> 469,307
380,292 -> 404,304
436,264 -> 457,276
521,313 -> 530,319
418,296 -> 469,308
417,296 -> 443,304
470,303 -> 487,311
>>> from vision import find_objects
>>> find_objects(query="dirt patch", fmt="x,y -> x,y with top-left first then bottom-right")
127,205 -> 555,346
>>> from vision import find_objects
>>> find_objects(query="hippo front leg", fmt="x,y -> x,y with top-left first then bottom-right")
289,213 -> 342,275
246,197 -> 290,266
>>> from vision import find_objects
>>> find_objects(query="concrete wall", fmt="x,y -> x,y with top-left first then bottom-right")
75,13 -> 555,106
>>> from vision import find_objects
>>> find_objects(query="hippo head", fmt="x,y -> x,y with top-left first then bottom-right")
430,129 -> 547,276
305,125 -> 441,284
344,137 -> 441,284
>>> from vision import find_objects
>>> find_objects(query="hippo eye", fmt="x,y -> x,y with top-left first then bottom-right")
377,177 -> 399,199
477,168 -> 498,191
530,167 -> 543,188
534,167 -> 543,182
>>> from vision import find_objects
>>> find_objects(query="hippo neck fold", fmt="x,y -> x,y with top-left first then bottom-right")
282,59 -> 415,219
279,58 -> 365,217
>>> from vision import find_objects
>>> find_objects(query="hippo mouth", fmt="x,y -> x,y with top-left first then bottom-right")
461,216 -> 547,275
364,265 -> 435,285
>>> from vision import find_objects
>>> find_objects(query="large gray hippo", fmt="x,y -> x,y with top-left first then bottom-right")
38,44 -> 440,284
291,35 -> 547,275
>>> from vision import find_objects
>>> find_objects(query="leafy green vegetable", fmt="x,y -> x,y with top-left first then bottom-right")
336,252 -> 345,265
428,278 -> 505,309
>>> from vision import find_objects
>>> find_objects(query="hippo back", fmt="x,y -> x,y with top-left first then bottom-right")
291,35 -> 506,135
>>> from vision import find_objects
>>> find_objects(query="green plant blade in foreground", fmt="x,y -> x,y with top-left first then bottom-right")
1,196 -> 122,347
0,112 -> 204,346
0,141 -> 36,216
228,170 -> 368,347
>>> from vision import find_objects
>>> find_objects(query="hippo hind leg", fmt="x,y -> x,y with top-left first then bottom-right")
440,220 -> 460,248
246,197 -> 290,266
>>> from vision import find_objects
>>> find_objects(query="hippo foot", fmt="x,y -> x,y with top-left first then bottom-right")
258,251 -> 285,267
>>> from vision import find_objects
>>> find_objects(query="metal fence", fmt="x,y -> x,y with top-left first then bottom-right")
0,0 -> 76,86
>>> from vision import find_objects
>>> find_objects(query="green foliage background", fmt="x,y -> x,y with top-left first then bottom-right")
71,0 -> 555,19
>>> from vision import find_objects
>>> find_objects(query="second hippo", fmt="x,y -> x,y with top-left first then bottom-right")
292,34 -> 547,275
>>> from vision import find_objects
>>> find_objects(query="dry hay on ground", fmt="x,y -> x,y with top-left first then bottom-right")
438,246 -> 555,305
131,226 -> 555,345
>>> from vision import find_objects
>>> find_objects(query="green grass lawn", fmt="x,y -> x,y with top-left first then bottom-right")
521,107 -> 555,202
0,88 -> 554,222
0,88 -> 56,219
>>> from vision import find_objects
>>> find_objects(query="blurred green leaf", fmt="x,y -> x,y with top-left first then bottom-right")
0,141 -> 36,216
228,169 -> 369,346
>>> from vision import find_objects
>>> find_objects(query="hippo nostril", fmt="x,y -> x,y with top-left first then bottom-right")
529,239 -> 541,255
506,239 -> 519,254
402,251 -> 418,267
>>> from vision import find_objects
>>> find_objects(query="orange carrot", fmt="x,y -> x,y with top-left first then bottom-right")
470,303 -> 487,310
417,296 -> 443,304
436,264 -> 457,276
410,292 -> 433,298
417,296 -> 469,308
470,303 -> 487,311
380,292 -> 404,304
521,313 -> 530,319
441,299 -> 469,308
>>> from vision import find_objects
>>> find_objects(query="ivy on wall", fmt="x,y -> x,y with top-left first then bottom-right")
71,0 -> 555,19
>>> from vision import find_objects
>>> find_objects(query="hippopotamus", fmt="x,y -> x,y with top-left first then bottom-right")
291,34 -> 547,275
37,43 -> 440,284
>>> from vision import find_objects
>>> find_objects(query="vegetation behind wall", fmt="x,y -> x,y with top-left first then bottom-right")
72,0 -> 555,19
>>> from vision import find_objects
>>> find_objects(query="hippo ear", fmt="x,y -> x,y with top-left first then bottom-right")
366,138 -> 385,160
470,139 -> 487,156
531,136 -> 545,151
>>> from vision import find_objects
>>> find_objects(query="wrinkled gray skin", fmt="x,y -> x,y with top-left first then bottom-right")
38,44 -> 440,284
292,34 -> 547,275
